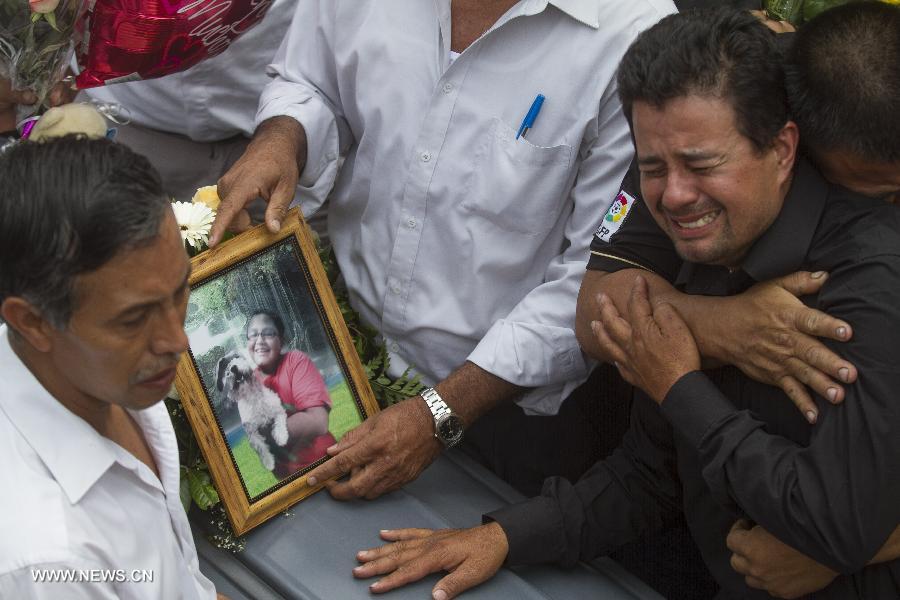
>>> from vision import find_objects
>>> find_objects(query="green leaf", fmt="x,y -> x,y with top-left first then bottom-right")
186,467 -> 220,510
179,468 -> 192,512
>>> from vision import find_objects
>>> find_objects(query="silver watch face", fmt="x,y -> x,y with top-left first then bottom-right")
435,413 -> 464,447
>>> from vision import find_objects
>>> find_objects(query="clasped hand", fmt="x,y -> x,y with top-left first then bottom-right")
592,275 -> 700,404
727,519 -> 837,598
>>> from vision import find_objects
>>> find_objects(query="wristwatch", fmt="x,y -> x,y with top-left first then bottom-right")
421,387 -> 464,447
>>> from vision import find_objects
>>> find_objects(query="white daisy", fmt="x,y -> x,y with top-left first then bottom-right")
172,200 -> 215,249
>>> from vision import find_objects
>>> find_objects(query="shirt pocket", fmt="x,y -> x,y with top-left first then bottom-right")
461,117 -> 574,235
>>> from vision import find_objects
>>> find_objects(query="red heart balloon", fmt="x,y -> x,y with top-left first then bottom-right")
75,0 -> 273,89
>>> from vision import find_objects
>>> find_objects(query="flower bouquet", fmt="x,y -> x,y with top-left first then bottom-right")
0,0 -> 85,128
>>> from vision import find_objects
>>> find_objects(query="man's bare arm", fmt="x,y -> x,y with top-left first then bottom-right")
870,524 -> 900,565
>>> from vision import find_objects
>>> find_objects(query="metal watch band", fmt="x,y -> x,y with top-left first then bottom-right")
421,387 -> 452,420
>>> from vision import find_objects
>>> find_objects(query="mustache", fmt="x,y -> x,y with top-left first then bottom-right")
132,354 -> 181,384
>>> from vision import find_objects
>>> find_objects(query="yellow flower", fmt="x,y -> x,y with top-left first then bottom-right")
192,185 -> 221,212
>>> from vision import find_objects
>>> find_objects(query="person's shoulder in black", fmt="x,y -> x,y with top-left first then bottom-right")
807,179 -> 900,287
586,159 -> 682,281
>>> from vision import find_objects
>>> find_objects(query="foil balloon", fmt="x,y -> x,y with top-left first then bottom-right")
75,0 -> 273,89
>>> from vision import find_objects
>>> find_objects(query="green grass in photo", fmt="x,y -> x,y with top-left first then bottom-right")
230,380 -> 360,499
328,380 -> 362,441
232,436 -> 280,499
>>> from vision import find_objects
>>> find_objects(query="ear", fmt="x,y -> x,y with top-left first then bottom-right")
0,297 -> 56,353
772,120 -> 799,186
215,355 -> 229,391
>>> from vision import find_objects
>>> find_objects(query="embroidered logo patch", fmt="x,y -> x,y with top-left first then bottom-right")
595,189 -> 636,242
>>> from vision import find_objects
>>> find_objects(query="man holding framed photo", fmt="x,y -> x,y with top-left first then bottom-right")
209,0 -> 678,500
0,137 -> 222,600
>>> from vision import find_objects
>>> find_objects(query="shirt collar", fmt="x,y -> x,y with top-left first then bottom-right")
546,0 -> 602,28
516,0 -> 602,29
0,325 -> 117,504
676,159 -> 828,287
434,0 -> 601,31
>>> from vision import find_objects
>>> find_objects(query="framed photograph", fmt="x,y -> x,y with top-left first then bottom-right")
174,208 -> 379,535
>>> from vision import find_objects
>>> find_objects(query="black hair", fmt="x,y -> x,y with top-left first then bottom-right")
0,136 -> 169,328
244,310 -> 286,339
617,8 -> 788,153
786,1 -> 900,162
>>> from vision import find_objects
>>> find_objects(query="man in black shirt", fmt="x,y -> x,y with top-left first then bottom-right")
350,9 -> 900,600
579,5 -> 900,596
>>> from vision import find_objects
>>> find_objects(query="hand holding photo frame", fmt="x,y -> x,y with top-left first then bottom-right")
175,208 -> 379,535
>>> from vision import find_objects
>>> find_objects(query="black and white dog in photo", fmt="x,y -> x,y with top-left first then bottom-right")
216,352 -> 289,471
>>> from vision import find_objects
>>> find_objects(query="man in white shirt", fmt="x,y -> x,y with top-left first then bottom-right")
0,137 -> 220,600
209,0 -> 676,499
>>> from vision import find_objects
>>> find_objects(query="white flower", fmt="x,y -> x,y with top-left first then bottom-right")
172,201 -> 215,249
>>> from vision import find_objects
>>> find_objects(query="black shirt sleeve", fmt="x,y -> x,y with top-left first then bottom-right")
586,159 -> 683,282
485,394 -> 682,567
661,252 -> 900,574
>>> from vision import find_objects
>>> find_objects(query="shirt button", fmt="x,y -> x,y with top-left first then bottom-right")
420,151 -> 431,163
406,217 -> 417,229
390,342 -> 400,353
442,82 -> 453,94
390,283 -> 401,294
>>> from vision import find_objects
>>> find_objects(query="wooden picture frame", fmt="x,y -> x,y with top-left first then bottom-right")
174,208 -> 379,535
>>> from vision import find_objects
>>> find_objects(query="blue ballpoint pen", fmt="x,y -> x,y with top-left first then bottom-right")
516,93 -> 545,140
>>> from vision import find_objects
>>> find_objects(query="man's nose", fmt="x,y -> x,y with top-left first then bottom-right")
151,304 -> 189,356
661,169 -> 700,214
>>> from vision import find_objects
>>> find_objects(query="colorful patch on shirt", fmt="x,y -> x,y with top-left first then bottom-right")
595,189 -> 637,242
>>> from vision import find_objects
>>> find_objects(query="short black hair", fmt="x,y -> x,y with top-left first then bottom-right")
786,1 -> 900,162
617,8 -> 788,153
245,310 -> 286,339
0,136 -> 169,328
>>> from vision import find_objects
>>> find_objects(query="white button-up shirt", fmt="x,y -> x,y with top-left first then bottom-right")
258,0 -> 675,414
0,326 -> 216,599
83,0 -> 294,142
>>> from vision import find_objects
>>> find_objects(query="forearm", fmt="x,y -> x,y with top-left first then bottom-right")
286,406 -> 329,443
576,268 -> 726,364
252,116 -> 308,174
870,525 -> 900,565
433,361 -> 525,428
